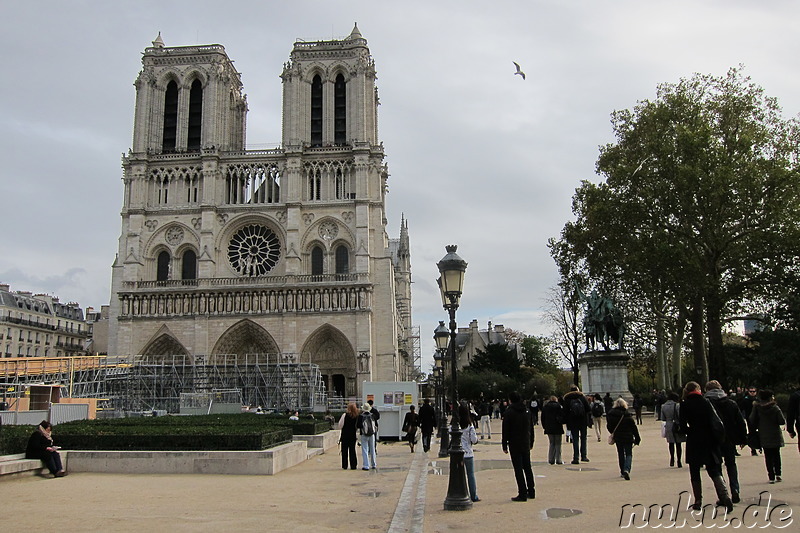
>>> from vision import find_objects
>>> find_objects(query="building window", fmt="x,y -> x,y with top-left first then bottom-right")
182,250 -> 197,280
335,245 -> 349,275
310,75 -> 323,147
157,251 -> 170,281
308,169 -> 321,201
311,246 -> 324,276
334,73 -> 346,145
187,79 -> 203,151
162,80 -> 179,152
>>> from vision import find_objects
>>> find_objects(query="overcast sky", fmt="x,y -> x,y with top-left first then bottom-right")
2,1 -> 799,370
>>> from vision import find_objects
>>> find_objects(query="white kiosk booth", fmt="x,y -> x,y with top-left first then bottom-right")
362,381 -> 419,440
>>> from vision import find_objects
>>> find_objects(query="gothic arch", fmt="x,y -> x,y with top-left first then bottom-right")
328,64 -> 351,83
301,216 -> 354,251
139,325 -> 190,361
211,319 -> 279,362
156,69 -> 182,90
303,63 -> 328,84
145,222 -> 199,255
216,215 -> 286,277
300,325 -> 356,397
183,69 -> 209,89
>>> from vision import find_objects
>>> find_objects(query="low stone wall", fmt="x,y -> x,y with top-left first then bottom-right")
67,441 -> 307,475
293,429 -> 340,451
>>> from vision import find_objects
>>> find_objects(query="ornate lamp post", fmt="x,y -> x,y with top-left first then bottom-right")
437,245 -> 471,511
434,320 -> 450,458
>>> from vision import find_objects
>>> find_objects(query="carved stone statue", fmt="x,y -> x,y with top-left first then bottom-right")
575,283 -> 625,351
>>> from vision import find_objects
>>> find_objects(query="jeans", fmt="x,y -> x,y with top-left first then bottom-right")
547,434 -> 562,464
480,415 -> 492,438
360,434 -> 376,468
464,456 -> 479,501
42,450 -> 63,475
569,425 -> 588,460
421,431 -> 433,452
721,443 -> 740,493
615,441 -> 633,474
509,447 -> 535,497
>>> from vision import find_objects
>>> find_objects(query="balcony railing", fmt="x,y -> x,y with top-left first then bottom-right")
123,273 -> 368,290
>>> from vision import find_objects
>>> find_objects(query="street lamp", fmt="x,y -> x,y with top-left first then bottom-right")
437,245 -> 471,511
434,320 -> 450,458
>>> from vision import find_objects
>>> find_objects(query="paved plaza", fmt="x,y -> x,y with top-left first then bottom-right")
4,416 -> 798,532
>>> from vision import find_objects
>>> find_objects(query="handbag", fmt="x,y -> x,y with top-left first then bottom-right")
660,421 -> 667,438
608,413 -> 624,445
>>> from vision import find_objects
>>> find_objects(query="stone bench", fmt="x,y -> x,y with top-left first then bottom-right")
0,453 -> 50,480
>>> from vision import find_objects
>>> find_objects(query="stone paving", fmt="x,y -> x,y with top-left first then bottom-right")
4,416 -> 799,532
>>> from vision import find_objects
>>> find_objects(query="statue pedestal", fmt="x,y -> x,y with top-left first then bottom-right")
579,349 -> 632,403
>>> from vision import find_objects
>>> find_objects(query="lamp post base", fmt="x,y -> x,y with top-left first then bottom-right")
443,426 -> 473,511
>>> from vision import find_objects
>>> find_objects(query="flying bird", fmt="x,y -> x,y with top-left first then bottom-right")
513,61 -> 526,80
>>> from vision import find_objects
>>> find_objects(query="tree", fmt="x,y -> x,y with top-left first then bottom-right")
464,343 -> 521,378
520,335 -> 560,374
552,67 -> 800,381
542,285 -> 583,385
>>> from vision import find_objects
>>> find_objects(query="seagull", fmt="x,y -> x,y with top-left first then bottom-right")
513,61 -> 526,80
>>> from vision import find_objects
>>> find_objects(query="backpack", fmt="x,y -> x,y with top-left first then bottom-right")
569,398 -> 586,419
361,412 -> 376,436
591,402 -> 604,418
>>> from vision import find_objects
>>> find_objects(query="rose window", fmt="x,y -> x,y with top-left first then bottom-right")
228,224 -> 281,276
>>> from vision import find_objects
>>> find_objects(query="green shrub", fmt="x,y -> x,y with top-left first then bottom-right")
0,425 -> 35,455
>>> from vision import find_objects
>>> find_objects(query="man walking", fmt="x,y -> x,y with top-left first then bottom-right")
705,380 -> 748,503
478,398 -> 492,439
418,398 -> 437,453
563,385 -> 591,464
739,387 -> 760,455
502,391 -> 535,501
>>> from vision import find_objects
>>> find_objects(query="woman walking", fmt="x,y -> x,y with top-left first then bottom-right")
606,398 -> 640,480
661,392 -> 685,468
749,389 -> 786,483
402,405 -> 419,453
459,403 -> 480,502
337,402 -> 359,469
541,395 -> 565,465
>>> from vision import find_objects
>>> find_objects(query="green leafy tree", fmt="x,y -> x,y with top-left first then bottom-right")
552,67 -> 800,381
520,335 -> 560,374
464,343 -> 521,378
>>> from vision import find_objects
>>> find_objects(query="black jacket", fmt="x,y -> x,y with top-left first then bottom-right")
502,401 -> 534,452
705,389 -> 747,447
786,389 -> 800,436
606,407 -> 640,445
418,403 -> 437,434
680,392 -> 722,466
562,391 -> 591,429
339,413 -> 358,444
25,429 -> 54,460
541,400 -> 565,435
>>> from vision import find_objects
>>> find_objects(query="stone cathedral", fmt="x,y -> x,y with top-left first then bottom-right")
108,25 -> 413,399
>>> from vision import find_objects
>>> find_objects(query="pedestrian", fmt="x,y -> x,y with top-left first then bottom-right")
654,390 -> 666,420
590,394 -> 604,442
603,392 -> 613,414
705,380 -> 748,503
492,400 -> 501,419
478,398 -> 492,439
418,398 -> 437,453
357,403 -> 377,470
679,381 -> 733,512
402,405 -> 419,453
633,394 -> 644,424
563,385 -> 591,464
25,420 -> 67,478
739,386 -> 761,455
367,399 -> 380,443
749,389 -> 786,484
530,396 -> 540,426
337,402 -> 359,470
660,392 -> 685,468
606,398 -> 640,480
459,403 -> 480,502
541,395 -> 565,464
787,384 -> 800,455
502,391 -> 535,501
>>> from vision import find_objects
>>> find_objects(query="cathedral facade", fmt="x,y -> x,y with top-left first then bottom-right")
108,26 -> 413,398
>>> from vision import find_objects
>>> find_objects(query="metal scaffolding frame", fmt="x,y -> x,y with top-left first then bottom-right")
0,357 -> 117,406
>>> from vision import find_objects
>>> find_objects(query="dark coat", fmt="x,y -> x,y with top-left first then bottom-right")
749,401 -> 785,449
25,429 -> 54,460
562,391 -> 591,430
541,400 -> 565,435
705,389 -> 748,448
339,413 -> 358,444
680,392 -> 722,466
502,401 -> 534,452
418,403 -> 437,434
606,407 -> 640,445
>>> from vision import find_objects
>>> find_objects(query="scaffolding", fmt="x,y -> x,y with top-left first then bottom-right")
110,354 -> 327,414
1,354 -> 327,415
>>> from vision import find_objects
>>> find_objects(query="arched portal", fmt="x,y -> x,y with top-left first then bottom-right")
211,319 -> 279,363
301,325 -> 356,397
139,326 -> 190,361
